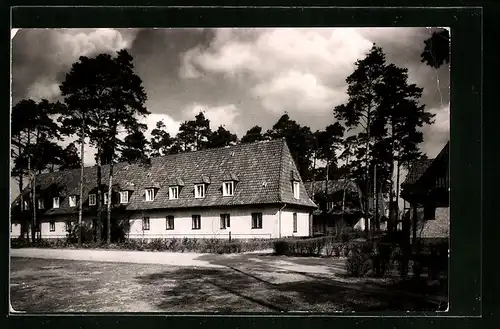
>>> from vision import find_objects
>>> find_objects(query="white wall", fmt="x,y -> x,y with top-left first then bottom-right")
10,223 -> 21,238
128,206 -> 311,239
12,206 -> 313,240
279,208 -> 310,238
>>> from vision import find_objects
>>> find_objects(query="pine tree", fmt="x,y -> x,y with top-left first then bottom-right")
241,125 -> 265,144
59,49 -> 149,244
150,120 -> 174,157
208,125 -> 238,148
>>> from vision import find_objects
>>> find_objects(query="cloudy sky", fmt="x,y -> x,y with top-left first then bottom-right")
11,28 -> 450,198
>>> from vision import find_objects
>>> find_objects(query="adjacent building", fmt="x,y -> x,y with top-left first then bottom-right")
304,179 -> 364,235
10,139 -> 317,240
400,141 -> 450,242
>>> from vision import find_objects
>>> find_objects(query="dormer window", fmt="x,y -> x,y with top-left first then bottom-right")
145,188 -> 155,202
53,197 -> 60,209
120,191 -> 129,204
223,181 -> 234,197
169,186 -> 179,200
37,199 -> 44,210
292,181 -> 300,199
195,184 -> 205,199
69,195 -> 77,207
89,194 -> 96,206
103,192 -> 109,205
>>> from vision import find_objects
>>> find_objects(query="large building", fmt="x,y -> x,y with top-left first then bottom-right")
10,139 -> 317,240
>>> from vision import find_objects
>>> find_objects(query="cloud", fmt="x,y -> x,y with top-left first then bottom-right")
180,27 -> 449,152
139,112 -> 182,139
185,103 -> 243,136
26,78 -> 61,101
12,28 -> 140,104
179,29 -> 374,118
252,70 -> 348,114
421,104 -> 450,157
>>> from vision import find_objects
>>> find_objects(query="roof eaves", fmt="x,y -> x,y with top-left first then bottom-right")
277,139 -> 286,203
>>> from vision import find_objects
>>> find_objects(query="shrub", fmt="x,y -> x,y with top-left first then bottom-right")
346,247 -> 374,277
273,240 -> 289,255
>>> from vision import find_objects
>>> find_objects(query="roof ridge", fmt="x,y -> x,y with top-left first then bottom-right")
37,139 -> 285,177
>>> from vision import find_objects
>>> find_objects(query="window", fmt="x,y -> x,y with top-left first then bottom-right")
192,215 -> 201,230
37,199 -> 44,210
142,217 -> 150,231
293,181 -> 300,199
195,184 -> 205,198
24,200 -> 29,209
145,188 -> 155,201
220,214 -> 230,229
120,191 -> 129,204
293,213 -> 298,233
169,186 -> 179,200
69,195 -> 77,207
326,201 -> 334,211
251,212 -> 263,229
166,215 -> 174,230
103,192 -> 109,205
223,181 -> 234,196
53,197 -> 60,209
49,221 -> 55,232
89,194 -> 96,206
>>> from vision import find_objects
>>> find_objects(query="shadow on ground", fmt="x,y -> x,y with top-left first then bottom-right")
135,252 -> 446,312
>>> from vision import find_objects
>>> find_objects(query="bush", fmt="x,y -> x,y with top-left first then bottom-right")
273,240 -> 289,255
346,246 -> 374,277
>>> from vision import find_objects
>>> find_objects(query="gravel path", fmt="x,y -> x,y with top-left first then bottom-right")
11,248 -> 225,268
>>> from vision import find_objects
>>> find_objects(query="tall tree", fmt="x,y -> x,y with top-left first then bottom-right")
59,54 -> 106,244
120,129 -> 150,163
241,125 -> 266,144
175,112 -> 212,152
150,120 -> 174,157
11,99 -> 61,242
59,49 -> 149,245
314,122 -> 345,174
60,143 -> 81,170
376,63 -> 435,232
421,29 -> 450,69
208,125 -> 238,148
265,113 -> 315,180
334,45 -> 388,231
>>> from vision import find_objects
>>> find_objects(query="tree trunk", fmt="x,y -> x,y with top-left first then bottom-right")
106,161 -> 113,244
78,118 -> 85,246
395,160 -> 401,223
95,147 -> 102,244
364,116 -> 371,234
388,160 -> 395,234
28,156 -> 35,243
32,170 -> 37,240
18,173 -> 25,239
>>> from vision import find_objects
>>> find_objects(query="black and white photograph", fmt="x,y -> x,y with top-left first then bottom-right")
10,27 -> 450,313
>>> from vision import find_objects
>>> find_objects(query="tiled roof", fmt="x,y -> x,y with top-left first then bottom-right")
304,179 -> 362,198
13,139 -> 317,216
401,158 -> 434,186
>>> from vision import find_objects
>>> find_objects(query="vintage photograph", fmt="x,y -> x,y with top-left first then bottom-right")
10,27 -> 450,313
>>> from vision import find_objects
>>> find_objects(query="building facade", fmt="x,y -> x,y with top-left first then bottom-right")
400,141 -> 450,242
11,139 -> 317,240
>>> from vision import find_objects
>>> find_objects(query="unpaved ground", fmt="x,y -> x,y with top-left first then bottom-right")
10,249 -> 446,313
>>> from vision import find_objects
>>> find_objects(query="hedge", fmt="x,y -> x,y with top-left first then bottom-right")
10,237 -> 275,254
